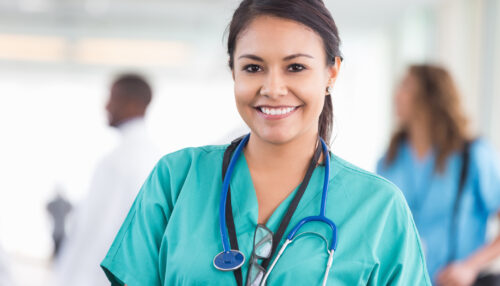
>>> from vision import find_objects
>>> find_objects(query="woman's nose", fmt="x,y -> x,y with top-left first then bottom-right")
259,70 -> 288,98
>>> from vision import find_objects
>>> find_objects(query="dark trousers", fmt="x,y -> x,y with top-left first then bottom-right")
474,274 -> 500,286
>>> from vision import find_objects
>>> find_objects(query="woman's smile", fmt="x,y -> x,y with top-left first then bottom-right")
254,105 -> 301,120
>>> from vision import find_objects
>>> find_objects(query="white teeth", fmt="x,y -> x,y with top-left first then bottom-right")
260,107 -> 296,116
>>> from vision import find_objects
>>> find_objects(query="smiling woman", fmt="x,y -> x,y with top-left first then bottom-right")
232,15 -> 339,149
100,0 -> 431,285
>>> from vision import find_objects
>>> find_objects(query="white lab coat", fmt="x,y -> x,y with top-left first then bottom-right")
53,118 -> 160,286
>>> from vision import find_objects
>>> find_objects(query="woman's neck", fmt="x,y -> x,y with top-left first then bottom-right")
244,131 -> 319,175
243,130 -> 322,224
408,118 -> 432,160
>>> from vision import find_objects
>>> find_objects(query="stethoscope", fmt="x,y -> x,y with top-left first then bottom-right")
213,133 -> 338,285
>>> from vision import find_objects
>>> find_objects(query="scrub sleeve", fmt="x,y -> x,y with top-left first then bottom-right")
101,160 -> 172,286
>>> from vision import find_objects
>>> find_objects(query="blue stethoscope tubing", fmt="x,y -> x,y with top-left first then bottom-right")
285,138 -> 337,251
213,134 -> 250,271
213,133 -> 338,272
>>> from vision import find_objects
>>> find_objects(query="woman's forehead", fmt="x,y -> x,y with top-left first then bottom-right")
234,15 -> 325,59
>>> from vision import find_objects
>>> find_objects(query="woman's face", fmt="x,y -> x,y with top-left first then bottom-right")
394,72 -> 420,126
232,15 -> 340,145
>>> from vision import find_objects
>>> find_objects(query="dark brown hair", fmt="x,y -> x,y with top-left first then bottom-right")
385,64 -> 470,172
226,0 -> 342,144
113,73 -> 152,106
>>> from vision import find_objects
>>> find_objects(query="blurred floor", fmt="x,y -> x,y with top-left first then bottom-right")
9,254 -> 51,286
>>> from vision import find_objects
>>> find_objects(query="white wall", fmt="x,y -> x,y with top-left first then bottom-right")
435,0 -> 499,148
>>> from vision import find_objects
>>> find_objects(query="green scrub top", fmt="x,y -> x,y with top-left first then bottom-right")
101,144 -> 431,285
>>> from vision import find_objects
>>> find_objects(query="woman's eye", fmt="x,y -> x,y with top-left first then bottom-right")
288,63 -> 306,72
243,64 -> 262,73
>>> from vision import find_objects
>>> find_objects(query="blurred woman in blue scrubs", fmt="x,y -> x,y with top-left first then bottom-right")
378,64 -> 500,286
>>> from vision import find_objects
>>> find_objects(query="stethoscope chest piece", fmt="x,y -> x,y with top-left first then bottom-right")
213,250 -> 245,271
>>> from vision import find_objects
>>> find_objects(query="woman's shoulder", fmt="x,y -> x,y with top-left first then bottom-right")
333,154 -> 406,202
467,138 -> 500,171
469,137 -> 500,179
332,156 -> 410,219
147,145 -> 228,182
470,138 -> 498,158
330,155 -> 418,247
158,144 -> 228,165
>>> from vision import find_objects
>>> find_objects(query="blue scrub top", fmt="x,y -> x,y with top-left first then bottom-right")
377,139 -> 500,283
102,144 -> 430,285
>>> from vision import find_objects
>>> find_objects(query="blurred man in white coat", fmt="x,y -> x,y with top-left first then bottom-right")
53,74 -> 160,286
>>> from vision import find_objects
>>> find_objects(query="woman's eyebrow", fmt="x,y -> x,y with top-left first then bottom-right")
237,53 -> 314,61
238,54 -> 264,61
283,53 -> 314,61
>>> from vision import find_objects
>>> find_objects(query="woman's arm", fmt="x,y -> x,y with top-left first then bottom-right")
437,212 -> 500,286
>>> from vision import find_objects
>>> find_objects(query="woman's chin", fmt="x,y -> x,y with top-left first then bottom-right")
250,128 -> 298,145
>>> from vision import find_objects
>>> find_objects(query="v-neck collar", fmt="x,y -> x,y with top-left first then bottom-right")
406,142 -> 434,167
229,150 -> 340,235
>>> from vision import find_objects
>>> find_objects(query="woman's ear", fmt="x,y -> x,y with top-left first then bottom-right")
327,57 -> 342,86
325,57 -> 341,96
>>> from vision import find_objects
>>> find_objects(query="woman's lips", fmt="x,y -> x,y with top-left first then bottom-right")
255,105 -> 300,120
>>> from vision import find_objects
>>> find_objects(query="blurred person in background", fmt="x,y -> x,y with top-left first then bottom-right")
46,186 -> 73,258
377,64 -> 500,286
53,74 -> 160,286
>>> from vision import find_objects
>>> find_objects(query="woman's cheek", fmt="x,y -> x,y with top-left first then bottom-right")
234,77 -> 260,102
291,83 -> 325,111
